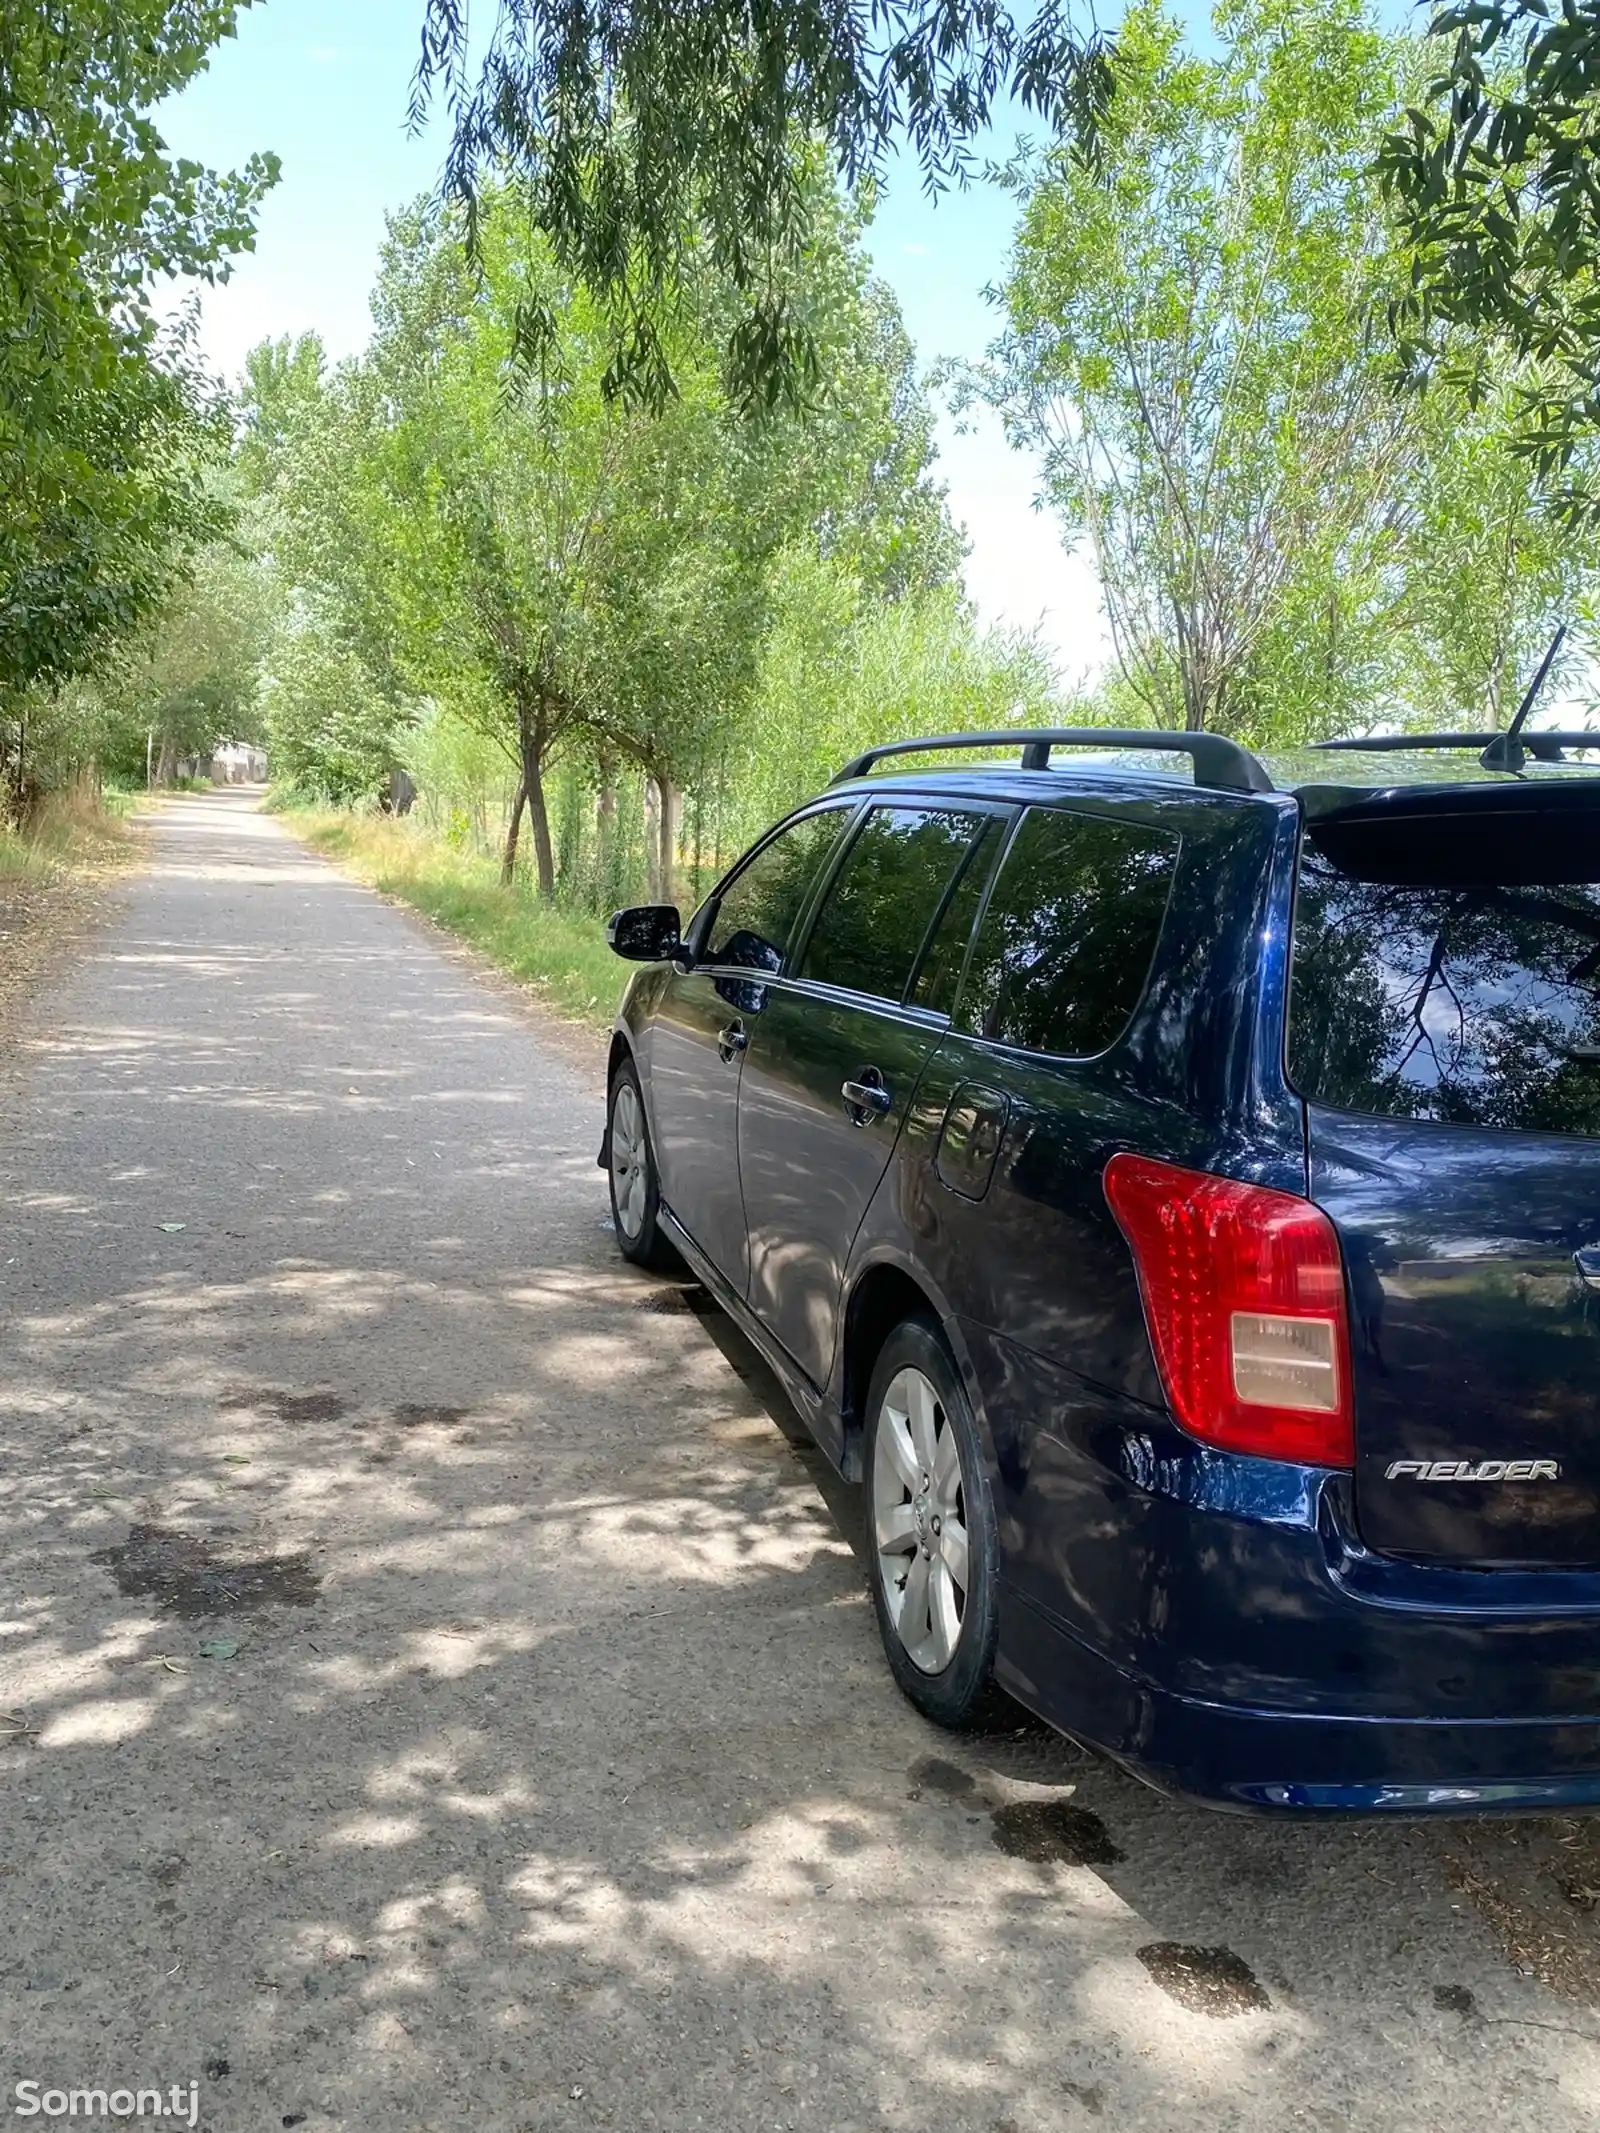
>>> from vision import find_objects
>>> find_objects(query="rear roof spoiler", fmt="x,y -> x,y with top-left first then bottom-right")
831,728 -> 1274,795
1313,731 -> 1600,771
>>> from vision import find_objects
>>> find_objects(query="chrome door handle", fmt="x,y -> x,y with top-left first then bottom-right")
841,1074 -> 892,1123
717,1020 -> 748,1064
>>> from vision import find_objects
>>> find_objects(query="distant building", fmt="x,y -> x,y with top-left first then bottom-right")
210,744 -> 268,785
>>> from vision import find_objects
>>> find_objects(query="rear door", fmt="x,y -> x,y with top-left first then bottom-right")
1291,787 -> 1600,1566
736,804 -> 1003,1387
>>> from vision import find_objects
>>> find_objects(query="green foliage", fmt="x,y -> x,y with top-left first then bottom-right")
262,612 -> 410,805
981,0 -> 1414,737
978,0 -> 1598,739
0,0 -> 279,818
96,512 -> 277,779
725,547 -> 1057,840
414,0 -> 1113,414
1379,3 -> 1600,518
242,180 -> 973,897
0,327 -> 231,704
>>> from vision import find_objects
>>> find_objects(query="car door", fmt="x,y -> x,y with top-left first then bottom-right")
736,803 -> 1003,1387
643,803 -> 853,1289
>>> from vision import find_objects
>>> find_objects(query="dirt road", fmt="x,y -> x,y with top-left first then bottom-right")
0,790 -> 1596,2132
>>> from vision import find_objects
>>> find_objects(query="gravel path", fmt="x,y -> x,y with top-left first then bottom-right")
0,789 -> 1596,2132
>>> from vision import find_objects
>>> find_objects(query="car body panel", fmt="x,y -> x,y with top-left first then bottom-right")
630,962 -> 753,1288
737,983 -> 946,1387
1308,1111 -> 1600,1567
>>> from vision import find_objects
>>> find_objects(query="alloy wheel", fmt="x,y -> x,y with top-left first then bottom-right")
872,1364 -> 969,1673
610,1080 -> 649,1241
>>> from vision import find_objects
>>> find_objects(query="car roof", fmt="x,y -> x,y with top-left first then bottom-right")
822,761 -> 1244,809
822,740 -> 1600,820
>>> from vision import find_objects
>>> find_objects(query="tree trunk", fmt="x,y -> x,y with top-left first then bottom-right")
525,754 -> 556,899
656,774 -> 682,907
501,774 -> 527,886
643,776 -> 662,902
0,707 -> 22,831
507,687 -> 558,900
154,728 -> 178,788
596,750 -> 617,845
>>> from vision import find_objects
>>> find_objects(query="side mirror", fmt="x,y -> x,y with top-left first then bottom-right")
607,904 -> 682,963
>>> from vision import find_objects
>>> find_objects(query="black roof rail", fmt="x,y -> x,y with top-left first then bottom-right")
830,727 -> 1274,795
1312,731 -> 1600,769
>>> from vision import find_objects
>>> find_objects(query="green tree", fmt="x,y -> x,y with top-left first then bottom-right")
976,0 -> 1596,741
107,515 -> 277,784
246,183 -> 963,897
0,1 -> 278,815
1388,382 -> 1590,728
413,0 -> 1112,413
979,0 -> 1417,739
729,545 -> 1056,837
1378,2 -> 1600,516
262,608 -> 409,806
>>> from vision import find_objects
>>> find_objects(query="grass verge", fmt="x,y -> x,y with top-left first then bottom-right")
284,808 -> 624,1030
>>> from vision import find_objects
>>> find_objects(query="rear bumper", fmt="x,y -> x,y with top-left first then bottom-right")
999,1584 -> 1600,1813
972,1326 -> 1600,1813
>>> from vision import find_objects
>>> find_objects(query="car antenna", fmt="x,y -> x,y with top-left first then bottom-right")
1480,624 -> 1568,771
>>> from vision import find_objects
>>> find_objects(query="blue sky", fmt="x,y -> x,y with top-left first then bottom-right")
156,0 -> 1106,679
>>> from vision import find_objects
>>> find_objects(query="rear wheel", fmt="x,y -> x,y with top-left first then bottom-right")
607,1060 -> 678,1272
864,1316 -> 1003,1729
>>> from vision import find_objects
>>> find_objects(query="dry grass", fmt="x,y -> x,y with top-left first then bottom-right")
0,784 -> 137,878
0,790 -> 142,1039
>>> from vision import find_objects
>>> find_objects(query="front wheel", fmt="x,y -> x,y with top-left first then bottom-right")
863,1316 -> 1003,1729
607,1060 -> 679,1272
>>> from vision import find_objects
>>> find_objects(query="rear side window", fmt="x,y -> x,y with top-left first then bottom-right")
1290,804 -> 1600,1134
800,806 -> 991,1003
957,807 -> 1180,1056
705,807 -> 849,972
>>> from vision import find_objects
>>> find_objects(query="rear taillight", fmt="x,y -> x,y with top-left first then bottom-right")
1102,1153 -> 1354,1468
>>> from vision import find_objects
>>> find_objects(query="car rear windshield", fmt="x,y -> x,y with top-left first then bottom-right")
1289,794 -> 1600,1134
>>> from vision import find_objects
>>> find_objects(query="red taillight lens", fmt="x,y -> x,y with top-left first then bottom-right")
1102,1153 -> 1354,1468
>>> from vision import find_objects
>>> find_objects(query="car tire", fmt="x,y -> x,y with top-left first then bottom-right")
607,1058 -> 680,1273
863,1315 -> 1005,1730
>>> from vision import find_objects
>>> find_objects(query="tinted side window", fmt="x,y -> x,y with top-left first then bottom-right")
705,808 -> 850,972
800,807 -> 990,1003
910,816 -> 1008,1015
958,807 -> 1180,1055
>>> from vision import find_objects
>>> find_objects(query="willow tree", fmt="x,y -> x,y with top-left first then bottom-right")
976,0 -> 1419,739
1380,1 -> 1600,519
329,181 -> 960,898
412,0 -> 1113,413
353,202 -> 750,896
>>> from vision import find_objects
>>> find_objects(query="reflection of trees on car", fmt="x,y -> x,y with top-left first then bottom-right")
960,812 -> 1179,1058
705,810 -> 847,969
801,811 -> 985,1002
1291,858 -> 1600,1134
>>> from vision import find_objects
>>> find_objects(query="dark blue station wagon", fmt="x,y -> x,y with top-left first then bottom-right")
602,726 -> 1600,1813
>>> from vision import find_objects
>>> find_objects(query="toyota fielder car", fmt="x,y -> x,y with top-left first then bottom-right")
601,722 -> 1600,1812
